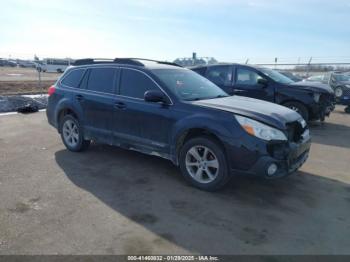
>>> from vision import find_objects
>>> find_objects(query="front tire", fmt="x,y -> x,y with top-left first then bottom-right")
60,115 -> 90,152
334,86 -> 343,98
179,136 -> 230,191
284,101 -> 309,121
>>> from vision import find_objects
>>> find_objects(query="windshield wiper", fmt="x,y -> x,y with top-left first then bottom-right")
215,95 -> 229,98
185,97 -> 203,101
185,95 -> 229,101
205,95 -> 229,100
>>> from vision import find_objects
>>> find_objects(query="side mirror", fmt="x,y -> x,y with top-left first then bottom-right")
144,90 -> 167,103
257,78 -> 268,87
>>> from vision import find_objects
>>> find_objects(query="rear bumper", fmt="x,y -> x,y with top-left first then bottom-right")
46,102 -> 58,129
227,134 -> 311,179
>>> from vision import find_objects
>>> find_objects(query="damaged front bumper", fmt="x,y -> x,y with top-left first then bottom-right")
228,129 -> 311,179
310,94 -> 336,121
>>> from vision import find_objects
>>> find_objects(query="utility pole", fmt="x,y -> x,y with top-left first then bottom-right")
37,67 -> 42,95
307,57 -> 312,77
192,52 -> 197,66
274,57 -> 278,69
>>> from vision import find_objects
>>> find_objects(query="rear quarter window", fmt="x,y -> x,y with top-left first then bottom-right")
206,66 -> 232,86
61,69 -> 85,88
192,67 -> 207,76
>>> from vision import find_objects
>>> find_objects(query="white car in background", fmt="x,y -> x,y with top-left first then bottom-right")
36,58 -> 71,73
304,74 -> 324,82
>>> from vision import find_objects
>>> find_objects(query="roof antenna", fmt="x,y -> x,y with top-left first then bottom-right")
245,59 -> 249,64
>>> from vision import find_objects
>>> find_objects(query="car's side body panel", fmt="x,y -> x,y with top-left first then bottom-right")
191,64 -> 335,121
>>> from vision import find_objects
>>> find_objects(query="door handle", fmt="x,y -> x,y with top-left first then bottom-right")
114,102 -> 127,109
75,94 -> 84,101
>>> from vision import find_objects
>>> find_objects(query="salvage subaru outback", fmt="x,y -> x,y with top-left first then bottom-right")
47,58 -> 311,191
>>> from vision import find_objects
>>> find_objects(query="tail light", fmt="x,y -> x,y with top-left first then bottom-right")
48,85 -> 56,96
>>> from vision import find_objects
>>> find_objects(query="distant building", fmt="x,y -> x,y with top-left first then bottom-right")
174,52 -> 218,67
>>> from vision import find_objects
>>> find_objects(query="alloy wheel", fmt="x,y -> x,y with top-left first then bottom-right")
335,87 -> 343,98
185,145 -> 219,184
62,119 -> 79,147
289,106 -> 299,112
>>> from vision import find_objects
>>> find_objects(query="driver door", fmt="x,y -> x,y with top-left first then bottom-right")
113,68 -> 173,154
233,66 -> 274,102
205,65 -> 234,95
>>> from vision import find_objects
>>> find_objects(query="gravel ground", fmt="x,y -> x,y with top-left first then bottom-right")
0,107 -> 349,255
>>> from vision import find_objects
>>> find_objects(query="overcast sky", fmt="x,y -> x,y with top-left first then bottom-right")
1,0 -> 349,63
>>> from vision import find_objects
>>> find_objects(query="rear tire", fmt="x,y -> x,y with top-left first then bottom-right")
345,106 -> 350,114
179,136 -> 230,191
283,101 -> 309,121
59,115 -> 90,152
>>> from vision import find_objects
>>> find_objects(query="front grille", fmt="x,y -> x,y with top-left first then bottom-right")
343,88 -> 350,96
286,121 -> 305,143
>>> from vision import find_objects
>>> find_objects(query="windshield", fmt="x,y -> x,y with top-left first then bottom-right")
308,75 -> 324,81
334,74 -> 350,82
152,69 -> 228,101
260,68 -> 294,84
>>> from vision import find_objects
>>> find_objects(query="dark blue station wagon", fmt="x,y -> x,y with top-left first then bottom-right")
47,58 -> 311,191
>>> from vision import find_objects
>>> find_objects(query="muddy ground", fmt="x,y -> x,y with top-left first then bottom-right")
0,81 -> 54,95
0,67 -> 59,95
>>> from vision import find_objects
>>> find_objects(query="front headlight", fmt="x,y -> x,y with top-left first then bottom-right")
313,93 -> 321,103
345,84 -> 350,89
235,115 -> 287,141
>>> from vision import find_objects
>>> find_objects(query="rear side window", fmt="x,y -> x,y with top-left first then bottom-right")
87,68 -> 116,94
206,66 -> 232,86
120,69 -> 158,99
61,69 -> 85,88
192,67 -> 207,76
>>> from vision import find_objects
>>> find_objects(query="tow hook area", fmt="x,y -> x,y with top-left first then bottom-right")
320,105 -> 334,121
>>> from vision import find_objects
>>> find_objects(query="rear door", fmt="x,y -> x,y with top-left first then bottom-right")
113,68 -> 173,155
205,65 -> 234,95
78,67 -> 118,144
55,68 -> 86,124
233,66 -> 274,101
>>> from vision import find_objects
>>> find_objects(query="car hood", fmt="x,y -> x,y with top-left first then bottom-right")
190,96 -> 302,130
289,81 -> 334,94
338,81 -> 350,86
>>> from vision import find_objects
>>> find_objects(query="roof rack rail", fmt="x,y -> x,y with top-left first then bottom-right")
113,58 -> 144,66
72,57 -> 182,67
127,58 -> 182,67
73,58 -> 114,66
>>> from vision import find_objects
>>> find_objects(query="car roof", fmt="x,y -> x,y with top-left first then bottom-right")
70,58 -> 183,71
190,63 -> 263,70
